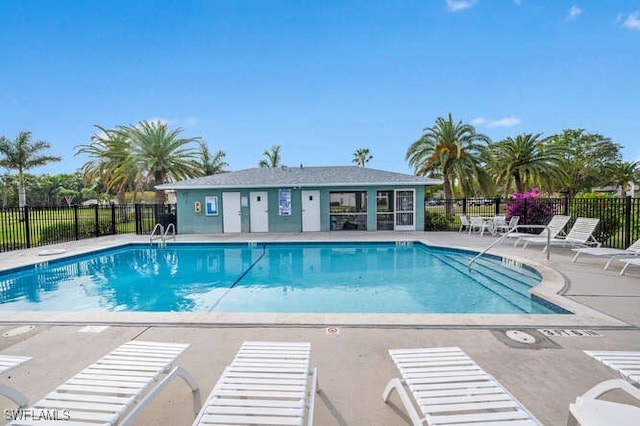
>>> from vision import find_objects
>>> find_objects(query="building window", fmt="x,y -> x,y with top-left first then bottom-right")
329,191 -> 367,230
376,190 -> 394,230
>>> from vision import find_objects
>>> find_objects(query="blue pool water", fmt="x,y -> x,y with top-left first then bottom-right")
0,242 -> 567,314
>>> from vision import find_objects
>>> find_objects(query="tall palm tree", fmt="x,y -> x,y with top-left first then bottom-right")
259,145 -> 282,168
199,141 -> 228,175
75,125 -> 138,205
0,131 -> 61,210
604,161 -> 640,197
123,120 -> 202,204
487,133 -> 566,194
352,148 -> 373,167
406,114 -> 491,211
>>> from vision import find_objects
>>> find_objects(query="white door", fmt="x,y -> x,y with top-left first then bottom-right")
222,192 -> 242,233
302,190 -> 321,232
250,191 -> 269,232
395,190 -> 415,231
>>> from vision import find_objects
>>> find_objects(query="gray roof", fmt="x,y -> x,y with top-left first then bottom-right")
156,166 -> 441,190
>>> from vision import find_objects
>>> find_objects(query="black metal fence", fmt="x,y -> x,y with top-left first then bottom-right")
0,204 -> 176,253
424,196 -> 640,249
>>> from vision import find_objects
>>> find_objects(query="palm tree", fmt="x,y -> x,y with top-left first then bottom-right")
604,161 -> 640,197
123,120 -> 202,204
0,131 -> 61,210
487,133 -> 566,194
406,114 -> 491,212
75,125 -> 138,205
199,141 -> 228,175
352,148 -> 373,167
259,145 -> 282,168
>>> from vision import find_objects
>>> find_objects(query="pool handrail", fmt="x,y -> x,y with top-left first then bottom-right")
163,223 -> 176,244
150,223 -> 165,246
468,224 -> 551,270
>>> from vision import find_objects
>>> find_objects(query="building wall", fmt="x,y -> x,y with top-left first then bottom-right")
175,185 -> 425,233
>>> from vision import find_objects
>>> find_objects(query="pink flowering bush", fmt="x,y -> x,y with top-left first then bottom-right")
507,188 -> 557,226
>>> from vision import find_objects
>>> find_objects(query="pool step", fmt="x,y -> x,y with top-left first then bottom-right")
444,253 -> 540,290
429,253 -> 544,313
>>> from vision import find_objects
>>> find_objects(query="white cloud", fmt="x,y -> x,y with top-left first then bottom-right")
471,116 -> 521,128
620,12 -> 640,30
446,0 -> 477,12
568,5 -> 582,20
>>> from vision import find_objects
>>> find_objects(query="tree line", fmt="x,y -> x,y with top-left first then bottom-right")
0,115 -> 637,208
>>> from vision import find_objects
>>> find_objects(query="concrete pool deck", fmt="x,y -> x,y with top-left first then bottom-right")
1,231 -> 639,425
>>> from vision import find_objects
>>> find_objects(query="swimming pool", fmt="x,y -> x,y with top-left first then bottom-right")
0,242 -> 566,314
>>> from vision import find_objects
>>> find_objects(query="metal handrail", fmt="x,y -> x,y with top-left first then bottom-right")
468,224 -> 551,269
163,223 -> 176,243
150,223 -> 164,245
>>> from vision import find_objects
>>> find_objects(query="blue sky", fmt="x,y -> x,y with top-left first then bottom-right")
1,0 -> 639,176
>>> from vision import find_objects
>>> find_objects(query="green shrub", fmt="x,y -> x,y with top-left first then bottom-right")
425,211 -> 451,231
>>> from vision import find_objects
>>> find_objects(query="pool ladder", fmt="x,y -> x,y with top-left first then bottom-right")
150,223 -> 176,247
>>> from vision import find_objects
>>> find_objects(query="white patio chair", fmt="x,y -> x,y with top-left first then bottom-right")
572,238 -> 640,269
568,379 -> 640,426
495,215 -> 519,234
458,214 -> 470,233
0,355 -> 32,407
468,216 -> 493,236
584,350 -> 640,384
520,217 -> 600,252
382,346 -> 541,426
194,341 -> 318,426
503,214 -> 570,246
9,341 -> 200,426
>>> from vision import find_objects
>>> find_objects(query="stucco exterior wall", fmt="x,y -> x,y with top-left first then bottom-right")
175,185 -> 425,234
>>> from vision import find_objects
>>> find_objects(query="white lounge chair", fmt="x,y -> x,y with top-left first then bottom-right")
9,341 -> 200,426
503,214 -> 570,246
194,341 -> 318,426
619,257 -> 640,276
572,239 -> 640,269
521,217 -> 600,252
0,354 -> 32,407
568,379 -> 640,426
382,346 -> 541,425
584,350 -> 640,384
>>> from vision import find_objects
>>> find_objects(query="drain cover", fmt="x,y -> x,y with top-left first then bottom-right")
505,330 -> 536,344
2,325 -> 35,338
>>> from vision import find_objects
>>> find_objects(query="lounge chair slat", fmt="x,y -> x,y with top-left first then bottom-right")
584,350 -> 640,384
43,392 -> 132,404
207,399 -> 304,408
422,399 -> 520,413
10,421 -> 109,426
204,405 -> 304,416
56,384 -> 142,395
199,414 -> 302,425
212,390 -> 305,399
418,392 -> 514,405
429,409 -> 532,424
36,399 -> 125,412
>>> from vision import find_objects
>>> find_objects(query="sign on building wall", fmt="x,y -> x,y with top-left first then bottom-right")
205,196 -> 219,216
278,189 -> 291,216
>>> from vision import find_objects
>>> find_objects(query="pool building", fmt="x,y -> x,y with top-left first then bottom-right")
157,166 -> 441,234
